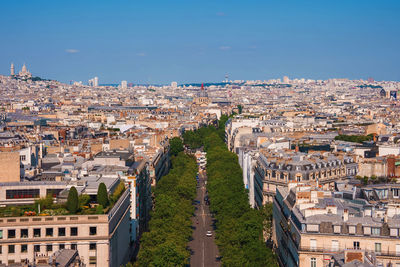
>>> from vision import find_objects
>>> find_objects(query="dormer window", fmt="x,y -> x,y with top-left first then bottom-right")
372,227 -> 381,236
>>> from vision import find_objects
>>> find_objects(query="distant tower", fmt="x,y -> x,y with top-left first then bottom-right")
94,77 -> 99,87
193,83 -> 209,105
21,63 -> 27,73
283,76 -> 290,84
121,80 -> 128,89
10,63 -> 15,76
18,63 -> 32,78
225,74 -> 229,83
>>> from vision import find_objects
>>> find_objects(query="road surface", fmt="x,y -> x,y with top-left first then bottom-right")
188,170 -> 220,267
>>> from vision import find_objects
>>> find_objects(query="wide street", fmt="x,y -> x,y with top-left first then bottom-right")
188,169 -> 220,267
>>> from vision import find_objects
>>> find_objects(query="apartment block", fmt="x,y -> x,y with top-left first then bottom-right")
0,152 -> 20,182
0,189 -> 131,267
273,183 -> 400,267
255,149 -> 358,205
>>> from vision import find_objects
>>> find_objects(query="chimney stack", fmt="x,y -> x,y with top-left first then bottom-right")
343,209 -> 349,222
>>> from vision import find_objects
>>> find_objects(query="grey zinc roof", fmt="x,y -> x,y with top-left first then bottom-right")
50,249 -> 79,267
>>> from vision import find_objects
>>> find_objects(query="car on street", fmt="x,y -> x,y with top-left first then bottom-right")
206,231 -> 212,237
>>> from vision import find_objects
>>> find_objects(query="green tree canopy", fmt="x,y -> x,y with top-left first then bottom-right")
35,194 -> 54,212
334,134 -> 373,143
237,104 -> 243,114
169,137 -> 184,156
136,152 -> 197,266
182,116 -> 277,266
97,182 -> 109,207
78,194 -> 90,209
67,186 -> 79,214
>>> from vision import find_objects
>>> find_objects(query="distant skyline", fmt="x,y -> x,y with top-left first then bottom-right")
1,0 -> 399,84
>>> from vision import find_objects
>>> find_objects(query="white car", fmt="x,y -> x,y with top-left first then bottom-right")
206,231 -> 212,237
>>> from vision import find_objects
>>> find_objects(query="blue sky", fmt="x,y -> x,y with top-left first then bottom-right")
1,0 -> 399,84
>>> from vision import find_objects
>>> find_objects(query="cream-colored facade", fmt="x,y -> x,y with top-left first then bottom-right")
0,152 -> 20,183
255,150 -> 358,205
0,190 -> 131,267
274,184 -> 400,267
298,233 -> 400,267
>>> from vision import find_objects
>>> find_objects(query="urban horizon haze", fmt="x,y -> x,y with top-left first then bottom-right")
1,0 -> 399,84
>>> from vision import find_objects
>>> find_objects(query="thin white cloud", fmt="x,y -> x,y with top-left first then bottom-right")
136,52 -> 146,57
219,46 -> 231,50
65,49 -> 79,54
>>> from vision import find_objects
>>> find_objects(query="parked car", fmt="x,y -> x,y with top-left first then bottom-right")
206,231 -> 212,237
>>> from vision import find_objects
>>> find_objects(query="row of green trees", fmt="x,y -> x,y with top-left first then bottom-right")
183,115 -> 277,266
136,152 -> 197,266
66,181 -> 126,214
169,137 -> 184,156
334,134 -> 374,143
182,130 -> 203,149
355,175 -> 394,185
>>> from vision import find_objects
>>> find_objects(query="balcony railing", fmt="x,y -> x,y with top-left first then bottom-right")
299,246 -> 400,258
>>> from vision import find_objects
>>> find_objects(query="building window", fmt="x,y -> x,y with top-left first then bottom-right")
58,228 -> 66,237
71,243 -> 77,250
6,189 -> 40,199
46,228 -> 53,237
21,229 -> 28,238
46,189 -> 63,198
310,257 -> 316,267
34,228 -> 41,237
70,227 -> 78,236
0,245 -> 2,254
89,243 -> 97,250
89,227 -> 97,236
375,243 -> 381,253
46,244 -> 53,252
372,227 -> 381,236
89,256 -> 97,265
8,245 -> 15,254
390,228 -> 398,237
363,226 -> 371,235
353,241 -> 360,249
310,239 -> 317,251
34,245 -> 40,252
0,230 -> 3,239
8,229 -> 16,238
20,155 -> 26,161
59,244 -> 65,250
332,240 -> 339,251
21,244 -> 28,253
